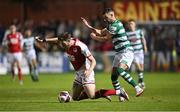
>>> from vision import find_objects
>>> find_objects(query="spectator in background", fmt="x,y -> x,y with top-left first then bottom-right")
100,41 -> 112,73
57,20 -> 66,35
174,30 -> 180,71
0,23 -> 5,44
66,20 -> 75,35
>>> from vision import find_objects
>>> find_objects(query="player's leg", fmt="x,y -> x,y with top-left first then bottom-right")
81,71 -> 115,101
27,50 -> 39,81
8,53 -> 16,80
83,84 -> 95,99
11,61 -> 16,81
111,55 -> 130,101
134,53 -> 145,89
80,83 -> 115,101
28,62 -> 32,76
74,71 -> 96,101
71,74 -> 84,101
138,64 -> 145,89
31,58 -> 39,81
116,51 -> 143,97
15,52 -> 23,85
31,50 -> 38,77
72,81 -> 84,101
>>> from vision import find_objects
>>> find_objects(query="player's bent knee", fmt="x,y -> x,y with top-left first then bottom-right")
89,94 -> 95,99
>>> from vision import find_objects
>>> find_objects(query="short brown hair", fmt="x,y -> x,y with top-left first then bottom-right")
57,32 -> 71,41
128,19 -> 136,22
102,8 -> 114,15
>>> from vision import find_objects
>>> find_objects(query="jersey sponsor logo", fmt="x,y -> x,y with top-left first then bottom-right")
9,38 -> 18,44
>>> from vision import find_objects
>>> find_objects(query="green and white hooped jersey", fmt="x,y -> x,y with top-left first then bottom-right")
126,29 -> 144,53
23,37 -> 35,52
107,19 -> 133,53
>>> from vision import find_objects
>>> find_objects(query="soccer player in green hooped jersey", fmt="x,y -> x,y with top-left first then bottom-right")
126,20 -> 148,89
82,8 -> 144,102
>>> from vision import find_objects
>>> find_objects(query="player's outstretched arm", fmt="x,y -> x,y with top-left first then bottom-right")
81,17 -> 103,36
35,36 -> 58,44
90,32 -> 111,42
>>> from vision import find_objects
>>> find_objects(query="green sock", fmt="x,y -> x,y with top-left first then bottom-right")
111,70 -> 121,95
117,68 -> 137,87
137,70 -> 144,83
138,72 -> 144,83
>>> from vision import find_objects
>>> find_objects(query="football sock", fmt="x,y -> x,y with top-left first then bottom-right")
18,67 -> 22,81
117,68 -> 137,87
94,89 -> 116,98
137,70 -> 144,83
32,65 -> 39,81
77,89 -> 116,101
34,65 -> 38,76
111,70 -> 121,95
29,64 -> 32,75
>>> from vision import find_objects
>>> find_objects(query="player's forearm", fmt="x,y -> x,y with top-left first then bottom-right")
87,55 -> 96,72
44,37 -> 58,43
92,35 -> 109,42
91,28 -> 102,36
89,58 -> 96,72
141,38 -> 147,52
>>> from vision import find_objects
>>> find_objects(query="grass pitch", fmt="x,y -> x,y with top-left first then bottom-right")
0,72 -> 180,111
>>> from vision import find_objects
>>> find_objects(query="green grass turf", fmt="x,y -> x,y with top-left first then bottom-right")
0,72 -> 180,111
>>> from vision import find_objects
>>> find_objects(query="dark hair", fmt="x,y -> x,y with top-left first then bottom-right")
57,32 -> 71,41
102,8 -> 114,15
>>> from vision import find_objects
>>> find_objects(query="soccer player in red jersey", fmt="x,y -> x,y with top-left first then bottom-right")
3,25 -> 23,85
36,32 -> 128,101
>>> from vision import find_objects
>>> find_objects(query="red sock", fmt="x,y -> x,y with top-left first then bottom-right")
18,67 -> 22,81
95,89 -> 116,99
77,89 -> 116,100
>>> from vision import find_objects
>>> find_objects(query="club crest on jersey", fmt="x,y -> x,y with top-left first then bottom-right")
73,48 -> 77,52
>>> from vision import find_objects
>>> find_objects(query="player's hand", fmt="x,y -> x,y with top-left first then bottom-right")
84,69 -> 91,78
81,17 -> 92,29
35,36 -> 43,43
90,32 -> 97,39
144,47 -> 148,54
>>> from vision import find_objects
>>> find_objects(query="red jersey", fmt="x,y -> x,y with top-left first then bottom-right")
5,32 -> 23,53
66,38 -> 91,71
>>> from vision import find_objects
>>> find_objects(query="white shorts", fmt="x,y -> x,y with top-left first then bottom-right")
112,50 -> 134,69
24,49 -> 36,63
133,52 -> 144,64
74,69 -> 95,85
7,52 -> 22,63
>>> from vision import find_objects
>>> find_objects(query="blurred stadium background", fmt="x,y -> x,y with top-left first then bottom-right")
0,0 -> 179,74
0,0 -> 180,111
